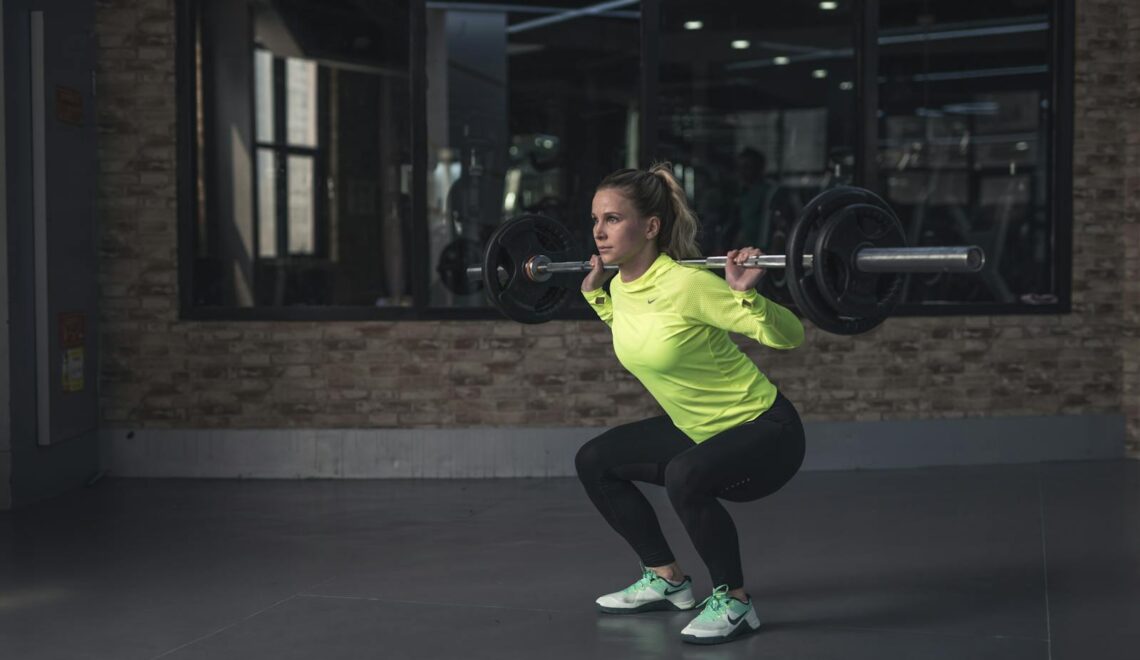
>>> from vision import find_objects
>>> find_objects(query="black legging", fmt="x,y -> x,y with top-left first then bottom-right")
575,391 -> 805,590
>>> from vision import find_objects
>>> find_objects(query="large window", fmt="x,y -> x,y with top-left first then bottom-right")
179,0 -> 1071,319
878,0 -> 1060,308
183,0 -> 411,313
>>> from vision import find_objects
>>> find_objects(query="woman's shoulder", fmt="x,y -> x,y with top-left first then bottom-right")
666,258 -> 719,280
663,260 -> 727,294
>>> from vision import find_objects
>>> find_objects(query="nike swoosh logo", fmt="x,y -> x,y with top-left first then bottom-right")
647,298 -> 657,304
727,611 -> 747,625
663,585 -> 687,595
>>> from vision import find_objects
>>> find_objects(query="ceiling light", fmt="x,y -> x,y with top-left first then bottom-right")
820,1 -> 839,10
812,69 -> 828,79
684,20 -> 703,30
773,56 -> 790,65
839,81 -> 854,90
731,40 -> 750,49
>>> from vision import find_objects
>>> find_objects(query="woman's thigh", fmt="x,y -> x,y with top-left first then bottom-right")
576,415 -> 694,486
667,396 -> 806,502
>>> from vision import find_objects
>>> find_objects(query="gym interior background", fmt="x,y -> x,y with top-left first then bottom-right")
1,0 -> 1137,658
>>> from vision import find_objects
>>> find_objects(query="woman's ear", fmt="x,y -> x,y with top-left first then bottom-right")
646,216 -> 661,240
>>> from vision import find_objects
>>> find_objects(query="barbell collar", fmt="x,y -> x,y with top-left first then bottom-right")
466,246 -> 984,281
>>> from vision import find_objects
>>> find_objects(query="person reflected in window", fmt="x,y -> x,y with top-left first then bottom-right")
734,148 -> 779,250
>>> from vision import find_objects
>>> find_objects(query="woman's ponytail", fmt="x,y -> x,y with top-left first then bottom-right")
648,163 -> 701,259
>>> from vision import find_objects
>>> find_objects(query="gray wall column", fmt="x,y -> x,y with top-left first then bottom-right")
1,0 -> 12,511
4,0 -> 100,508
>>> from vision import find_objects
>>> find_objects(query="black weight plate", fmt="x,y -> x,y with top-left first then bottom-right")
436,237 -> 484,296
813,203 -> 906,318
481,214 -> 578,324
786,186 -> 899,335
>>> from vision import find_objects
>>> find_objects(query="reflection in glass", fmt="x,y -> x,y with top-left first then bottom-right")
878,0 -> 1053,305
658,0 -> 855,303
287,155 -> 314,254
254,49 -> 274,143
256,149 -> 276,258
286,58 -> 318,147
193,0 -> 410,307
425,2 -> 641,307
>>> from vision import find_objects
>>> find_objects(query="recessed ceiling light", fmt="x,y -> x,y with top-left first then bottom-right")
839,81 -> 854,90
820,1 -> 839,10
773,56 -> 790,65
684,20 -> 703,30
731,40 -> 751,49
812,69 -> 828,78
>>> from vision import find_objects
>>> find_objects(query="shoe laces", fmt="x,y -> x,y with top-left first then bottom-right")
623,567 -> 659,594
695,584 -> 732,620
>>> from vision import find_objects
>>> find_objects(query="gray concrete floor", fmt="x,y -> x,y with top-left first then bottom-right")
0,461 -> 1137,659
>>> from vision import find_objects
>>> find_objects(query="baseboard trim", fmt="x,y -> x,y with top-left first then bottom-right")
99,414 -> 1127,479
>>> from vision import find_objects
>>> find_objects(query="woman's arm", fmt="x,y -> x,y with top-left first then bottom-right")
675,268 -> 803,349
582,287 -> 614,327
581,254 -> 614,327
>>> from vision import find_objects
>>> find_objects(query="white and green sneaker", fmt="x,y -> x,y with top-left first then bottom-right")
595,567 -> 696,614
680,585 -> 760,644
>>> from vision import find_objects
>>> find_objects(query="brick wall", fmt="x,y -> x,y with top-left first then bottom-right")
1121,3 -> 1140,457
95,0 -> 1140,458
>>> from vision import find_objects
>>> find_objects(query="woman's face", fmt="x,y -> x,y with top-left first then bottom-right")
591,188 -> 659,265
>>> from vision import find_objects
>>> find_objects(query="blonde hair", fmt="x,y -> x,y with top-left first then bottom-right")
596,163 -> 701,259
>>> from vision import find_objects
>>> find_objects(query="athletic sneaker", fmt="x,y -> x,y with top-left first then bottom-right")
680,585 -> 761,644
595,567 -> 696,614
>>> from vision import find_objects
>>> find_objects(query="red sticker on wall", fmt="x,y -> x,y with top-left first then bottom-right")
59,313 -> 86,393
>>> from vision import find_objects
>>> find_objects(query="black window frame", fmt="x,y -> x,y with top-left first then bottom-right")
176,0 -> 1073,322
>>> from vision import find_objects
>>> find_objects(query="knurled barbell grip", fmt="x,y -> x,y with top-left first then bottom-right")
465,246 -> 984,281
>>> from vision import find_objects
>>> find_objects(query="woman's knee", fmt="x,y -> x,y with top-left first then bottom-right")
574,434 -> 609,480
663,457 -> 709,504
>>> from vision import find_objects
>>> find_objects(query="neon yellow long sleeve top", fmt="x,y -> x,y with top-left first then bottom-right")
582,252 -> 804,443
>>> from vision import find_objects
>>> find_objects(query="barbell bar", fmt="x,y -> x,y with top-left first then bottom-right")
465,245 -> 984,283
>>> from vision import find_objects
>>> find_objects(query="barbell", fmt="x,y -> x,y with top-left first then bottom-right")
448,186 -> 986,335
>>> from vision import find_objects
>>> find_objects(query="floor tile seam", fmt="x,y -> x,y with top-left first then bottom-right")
1037,465 -> 1054,660
147,593 -> 301,660
295,591 -> 572,614
810,623 -> 1049,644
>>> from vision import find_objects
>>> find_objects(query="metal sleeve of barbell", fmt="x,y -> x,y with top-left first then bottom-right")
853,246 -> 985,273
688,247 -> 982,272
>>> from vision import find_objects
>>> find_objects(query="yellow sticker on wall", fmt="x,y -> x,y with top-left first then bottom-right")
62,348 -> 85,392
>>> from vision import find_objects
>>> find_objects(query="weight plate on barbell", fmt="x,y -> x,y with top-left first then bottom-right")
436,237 -> 484,296
786,186 -> 901,335
813,202 -> 906,318
481,214 -> 578,324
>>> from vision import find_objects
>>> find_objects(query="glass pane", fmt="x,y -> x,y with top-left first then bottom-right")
257,148 -> 277,257
287,155 -> 314,254
425,1 -> 641,308
286,57 -> 318,147
879,0 -> 1053,305
194,0 -> 410,307
658,0 -> 856,308
254,48 -> 274,143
